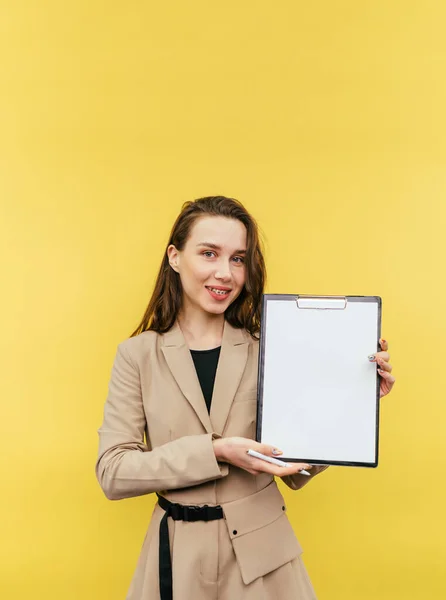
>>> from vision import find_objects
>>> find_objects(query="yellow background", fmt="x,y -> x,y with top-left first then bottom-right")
1,1 -> 445,598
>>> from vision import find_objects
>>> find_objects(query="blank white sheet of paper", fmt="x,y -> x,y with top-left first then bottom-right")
257,295 -> 381,467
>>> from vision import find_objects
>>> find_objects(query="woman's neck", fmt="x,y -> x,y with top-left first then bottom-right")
177,312 -> 225,350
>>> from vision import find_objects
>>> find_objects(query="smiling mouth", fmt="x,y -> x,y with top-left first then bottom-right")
206,286 -> 231,295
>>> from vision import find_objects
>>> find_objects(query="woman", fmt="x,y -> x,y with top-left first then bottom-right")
95,196 -> 395,600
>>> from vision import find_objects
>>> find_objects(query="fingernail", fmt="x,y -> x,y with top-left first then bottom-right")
272,449 -> 282,455
368,355 -> 376,361
378,369 -> 384,374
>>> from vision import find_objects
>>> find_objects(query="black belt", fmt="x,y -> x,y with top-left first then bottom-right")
156,493 -> 224,600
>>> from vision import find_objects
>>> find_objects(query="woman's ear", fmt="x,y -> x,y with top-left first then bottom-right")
167,244 -> 180,272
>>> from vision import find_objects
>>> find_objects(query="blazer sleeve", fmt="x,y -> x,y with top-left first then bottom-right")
280,465 -> 329,491
95,342 -> 229,501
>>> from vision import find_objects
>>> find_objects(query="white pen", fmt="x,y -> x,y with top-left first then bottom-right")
247,449 -> 312,476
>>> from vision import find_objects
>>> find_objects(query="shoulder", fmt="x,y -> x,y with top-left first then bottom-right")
116,330 -> 160,366
245,329 -> 260,347
249,334 -> 259,358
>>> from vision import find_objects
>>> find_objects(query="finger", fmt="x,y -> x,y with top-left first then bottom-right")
249,458 -> 310,476
246,468 -> 262,476
379,338 -> 389,351
377,369 -> 396,385
250,445 -> 311,474
279,463 -> 312,476
369,351 -> 390,362
376,358 -> 392,373
259,444 -> 283,456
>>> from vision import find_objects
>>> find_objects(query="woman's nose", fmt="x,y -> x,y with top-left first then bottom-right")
214,267 -> 231,280
215,272 -> 231,281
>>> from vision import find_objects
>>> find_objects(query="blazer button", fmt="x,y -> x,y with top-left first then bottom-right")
282,506 -> 285,511
233,530 -> 238,535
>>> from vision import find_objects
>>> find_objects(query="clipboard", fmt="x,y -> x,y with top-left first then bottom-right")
256,294 -> 382,468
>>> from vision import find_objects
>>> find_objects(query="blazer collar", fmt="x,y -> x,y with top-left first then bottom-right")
161,319 -> 251,434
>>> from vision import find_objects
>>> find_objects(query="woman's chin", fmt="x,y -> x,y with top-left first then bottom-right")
202,301 -> 228,315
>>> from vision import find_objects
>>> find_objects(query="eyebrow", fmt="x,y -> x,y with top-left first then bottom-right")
196,242 -> 247,255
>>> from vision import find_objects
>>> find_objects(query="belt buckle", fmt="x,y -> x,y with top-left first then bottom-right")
184,504 -> 205,522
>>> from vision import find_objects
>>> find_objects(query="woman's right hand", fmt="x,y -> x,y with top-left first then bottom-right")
213,436 -> 312,477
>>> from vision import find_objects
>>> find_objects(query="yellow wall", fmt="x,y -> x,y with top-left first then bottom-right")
1,1 -> 445,598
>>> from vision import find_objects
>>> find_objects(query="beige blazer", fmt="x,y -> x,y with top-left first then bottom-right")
95,319 -> 327,598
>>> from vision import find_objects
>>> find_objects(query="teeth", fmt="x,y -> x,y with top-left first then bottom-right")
209,288 -> 229,295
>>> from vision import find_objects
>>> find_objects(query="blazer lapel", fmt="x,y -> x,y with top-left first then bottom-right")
161,320 -> 250,436
210,321 -> 250,435
161,321 -> 213,433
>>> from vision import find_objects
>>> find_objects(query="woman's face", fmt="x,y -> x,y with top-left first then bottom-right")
168,216 -> 247,317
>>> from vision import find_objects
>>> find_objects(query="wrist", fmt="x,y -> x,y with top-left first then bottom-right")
212,438 -> 227,462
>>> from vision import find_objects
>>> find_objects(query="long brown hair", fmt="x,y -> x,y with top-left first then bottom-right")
129,196 -> 266,339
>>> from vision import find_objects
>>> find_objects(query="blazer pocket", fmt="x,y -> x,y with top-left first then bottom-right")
222,481 -> 302,585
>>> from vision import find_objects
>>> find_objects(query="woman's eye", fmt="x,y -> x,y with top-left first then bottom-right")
202,251 -> 244,263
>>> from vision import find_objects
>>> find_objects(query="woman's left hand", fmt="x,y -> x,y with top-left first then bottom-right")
370,338 -> 395,398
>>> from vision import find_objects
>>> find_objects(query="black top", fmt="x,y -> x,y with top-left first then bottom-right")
190,346 -> 221,413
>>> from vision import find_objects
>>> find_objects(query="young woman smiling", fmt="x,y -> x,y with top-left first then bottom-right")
95,196 -> 395,600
